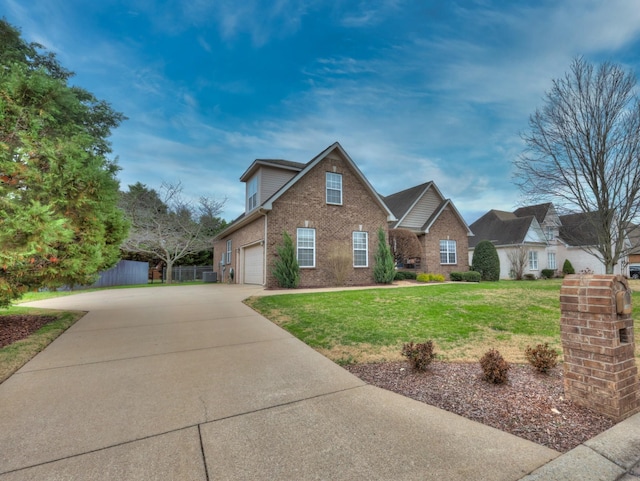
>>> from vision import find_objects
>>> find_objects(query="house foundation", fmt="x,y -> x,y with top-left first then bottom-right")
560,275 -> 640,422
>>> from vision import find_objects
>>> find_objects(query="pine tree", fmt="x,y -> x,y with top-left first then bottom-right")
373,228 -> 395,284
272,232 -> 300,288
0,20 -> 128,306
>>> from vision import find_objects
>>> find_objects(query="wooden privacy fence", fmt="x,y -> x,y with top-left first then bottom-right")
92,260 -> 148,288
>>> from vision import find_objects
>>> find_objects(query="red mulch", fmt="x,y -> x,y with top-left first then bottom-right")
0,315 -> 57,348
346,361 -> 615,453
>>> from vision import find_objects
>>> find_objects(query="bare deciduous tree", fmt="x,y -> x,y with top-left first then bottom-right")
515,57 -> 640,274
120,182 -> 225,283
507,246 -> 528,280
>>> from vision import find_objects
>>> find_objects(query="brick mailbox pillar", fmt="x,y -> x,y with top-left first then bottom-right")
560,274 -> 639,422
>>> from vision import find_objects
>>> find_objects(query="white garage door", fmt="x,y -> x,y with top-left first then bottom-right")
243,244 -> 264,285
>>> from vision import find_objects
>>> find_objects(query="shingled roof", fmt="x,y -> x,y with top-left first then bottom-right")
469,210 -> 538,248
239,158 -> 306,182
383,182 -> 433,223
513,203 -> 553,224
558,212 -> 600,246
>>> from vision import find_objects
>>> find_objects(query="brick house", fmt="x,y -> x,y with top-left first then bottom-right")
383,182 -> 473,277
212,142 -> 396,288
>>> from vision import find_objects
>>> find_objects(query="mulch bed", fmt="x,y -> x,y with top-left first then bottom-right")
0,315 -> 57,348
346,361 -> 615,453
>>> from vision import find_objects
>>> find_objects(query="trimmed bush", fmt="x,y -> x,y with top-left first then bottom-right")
562,259 -> 575,275
479,349 -> 510,384
525,343 -> 558,373
416,273 -> 445,283
450,271 -> 481,282
394,271 -> 417,280
402,340 -> 436,371
541,269 -> 555,279
472,240 -> 500,281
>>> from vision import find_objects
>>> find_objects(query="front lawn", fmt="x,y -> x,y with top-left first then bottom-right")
246,280 -> 640,365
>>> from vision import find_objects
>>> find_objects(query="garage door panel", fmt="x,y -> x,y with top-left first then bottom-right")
244,245 -> 263,285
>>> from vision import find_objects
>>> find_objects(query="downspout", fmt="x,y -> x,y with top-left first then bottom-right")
263,210 -> 268,286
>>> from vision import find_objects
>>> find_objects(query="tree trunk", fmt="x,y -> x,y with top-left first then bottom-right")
165,261 -> 173,284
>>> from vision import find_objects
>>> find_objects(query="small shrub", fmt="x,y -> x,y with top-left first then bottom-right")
541,269 -> 555,279
562,259 -> 575,275
479,349 -> 510,384
402,340 -> 436,371
523,273 -> 537,280
449,271 -> 481,282
416,273 -> 445,283
450,271 -> 463,281
394,271 -> 417,280
525,343 -> 558,373
463,271 -> 481,282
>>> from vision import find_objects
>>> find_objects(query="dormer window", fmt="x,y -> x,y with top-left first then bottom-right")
247,176 -> 258,211
326,172 -> 342,205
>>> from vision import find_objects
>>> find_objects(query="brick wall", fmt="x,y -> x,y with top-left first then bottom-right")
560,274 -> 639,422
419,207 -> 470,277
265,151 -> 389,288
213,215 -> 265,283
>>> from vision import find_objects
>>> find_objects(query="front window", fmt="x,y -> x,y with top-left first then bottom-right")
297,228 -> 316,268
247,177 -> 258,211
548,252 -> 556,270
326,172 -> 342,205
440,240 -> 457,264
353,231 -> 368,267
226,240 -> 232,265
529,251 -> 539,270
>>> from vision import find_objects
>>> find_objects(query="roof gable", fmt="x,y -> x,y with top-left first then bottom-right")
263,142 -> 395,220
469,210 -> 543,248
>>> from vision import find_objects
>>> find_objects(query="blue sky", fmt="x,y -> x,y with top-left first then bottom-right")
4,0 -> 640,224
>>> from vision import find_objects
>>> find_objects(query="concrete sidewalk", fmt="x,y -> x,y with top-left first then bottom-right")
0,284 -> 634,480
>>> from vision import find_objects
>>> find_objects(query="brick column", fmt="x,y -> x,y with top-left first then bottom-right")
560,274 -> 639,422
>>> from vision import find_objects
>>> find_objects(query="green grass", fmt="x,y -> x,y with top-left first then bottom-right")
0,307 -> 85,383
246,280 -> 640,364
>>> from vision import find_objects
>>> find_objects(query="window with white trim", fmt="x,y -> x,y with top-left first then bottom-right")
247,177 -> 258,211
548,252 -> 556,270
353,231 -> 368,267
326,172 -> 342,205
440,240 -> 457,264
529,250 -> 538,270
226,240 -> 232,265
297,228 -> 316,268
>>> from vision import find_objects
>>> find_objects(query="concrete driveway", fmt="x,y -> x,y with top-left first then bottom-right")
0,284 -> 559,480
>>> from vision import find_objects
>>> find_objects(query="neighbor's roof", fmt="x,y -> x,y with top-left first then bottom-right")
469,210 -> 537,248
513,203 -> 553,225
558,212 -> 600,246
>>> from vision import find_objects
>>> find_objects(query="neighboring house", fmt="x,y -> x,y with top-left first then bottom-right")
212,142 -> 396,288
557,212 -> 630,275
625,223 -> 640,266
383,182 -> 473,277
468,203 -> 629,278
